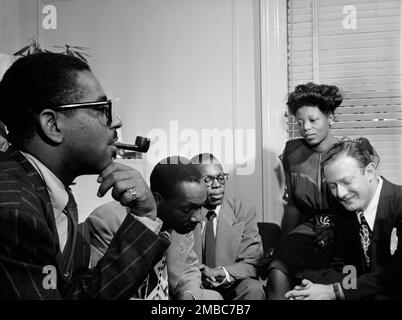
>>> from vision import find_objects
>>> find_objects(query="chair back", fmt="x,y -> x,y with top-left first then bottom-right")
257,222 -> 281,257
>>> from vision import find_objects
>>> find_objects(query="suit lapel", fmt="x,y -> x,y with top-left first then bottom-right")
166,230 -> 186,289
195,200 -> 244,266
8,148 -> 73,280
193,223 -> 203,261
215,198 -> 243,266
372,178 -> 394,268
373,179 -> 391,239
8,149 -> 59,242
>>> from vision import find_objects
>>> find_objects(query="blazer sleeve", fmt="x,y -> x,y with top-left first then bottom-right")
168,233 -> 203,300
66,211 -> 169,299
224,200 -> 264,279
91,206 -> 208,301
0,207 -> 63,299
0,204 -> 169,300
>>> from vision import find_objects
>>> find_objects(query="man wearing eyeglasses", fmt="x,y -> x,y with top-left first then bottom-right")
0,53 -> 169,299
190,153 -> 265,300
88,156 -> 223,300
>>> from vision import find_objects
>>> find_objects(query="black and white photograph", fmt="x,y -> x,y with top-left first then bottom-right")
0,0 -> 400,312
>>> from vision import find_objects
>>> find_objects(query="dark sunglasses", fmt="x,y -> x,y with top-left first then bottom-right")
51,99 -> 112,126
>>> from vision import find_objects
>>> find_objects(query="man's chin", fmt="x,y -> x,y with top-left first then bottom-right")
104,145 -> 117,162
341,202 -> 359,212
207,200 -> 223,207
111,150 -> 117,160
98,150 -> 116,170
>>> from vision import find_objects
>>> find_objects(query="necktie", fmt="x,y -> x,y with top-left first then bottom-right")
358,211 -> 372,269
60,188 -> 78,279
138,250 -> 169,300
204,211 -> 217,268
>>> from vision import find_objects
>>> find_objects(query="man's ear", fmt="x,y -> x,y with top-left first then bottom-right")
38,109 -> 64,144
153,192 -> 164,209
365,162 -> 376,180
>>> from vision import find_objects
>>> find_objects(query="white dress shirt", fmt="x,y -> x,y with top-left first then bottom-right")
201,205 -> 221,234
356,176 -> 383,231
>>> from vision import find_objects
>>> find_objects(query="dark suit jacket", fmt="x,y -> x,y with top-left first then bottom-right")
335,178 -> 402,300
0,148 -> 169,299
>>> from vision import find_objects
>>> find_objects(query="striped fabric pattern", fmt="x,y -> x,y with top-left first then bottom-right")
0,147 -> 169,299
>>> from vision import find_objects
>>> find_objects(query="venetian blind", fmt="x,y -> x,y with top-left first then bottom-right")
287,0 -> 402,184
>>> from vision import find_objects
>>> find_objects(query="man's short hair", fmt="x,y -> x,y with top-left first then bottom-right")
0,53 -> 90,146
321,137 -> 380,170
150,156 -> 202,200
190,153 -> 221,166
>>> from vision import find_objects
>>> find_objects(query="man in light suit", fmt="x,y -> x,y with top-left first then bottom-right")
0,53 -> 169,299
191,153 -> 265,300
286,138 -> 402,300
89,156 -> 222,300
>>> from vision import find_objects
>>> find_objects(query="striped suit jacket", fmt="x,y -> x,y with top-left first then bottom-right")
88,202 -> 210,300
0,147 -> 169,299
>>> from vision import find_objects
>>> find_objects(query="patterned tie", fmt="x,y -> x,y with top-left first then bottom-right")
204,211 -> 217,268
358,211 -> 372,269
137,250 -> 169,300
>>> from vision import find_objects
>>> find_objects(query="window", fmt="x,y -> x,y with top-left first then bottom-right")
287,0 -> 402,183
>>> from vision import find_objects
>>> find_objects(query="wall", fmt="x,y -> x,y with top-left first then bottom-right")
0,0 -> 19,54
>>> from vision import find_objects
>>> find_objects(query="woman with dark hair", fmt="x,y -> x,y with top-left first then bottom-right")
266,82 -> 348,299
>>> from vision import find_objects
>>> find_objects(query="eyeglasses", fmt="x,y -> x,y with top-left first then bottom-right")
51,99 -> 112,126
203,173 -> 229,186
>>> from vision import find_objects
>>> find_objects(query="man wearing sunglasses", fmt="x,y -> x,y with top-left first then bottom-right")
0,53 -> 169,299
190,153 -> 265,300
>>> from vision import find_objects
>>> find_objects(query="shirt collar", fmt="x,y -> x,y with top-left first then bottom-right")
203,204 -> 221,221
214,204 -> 221,217
357,176 -> 383,231
21,151 -> 69,214
208,204 -> 221,218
